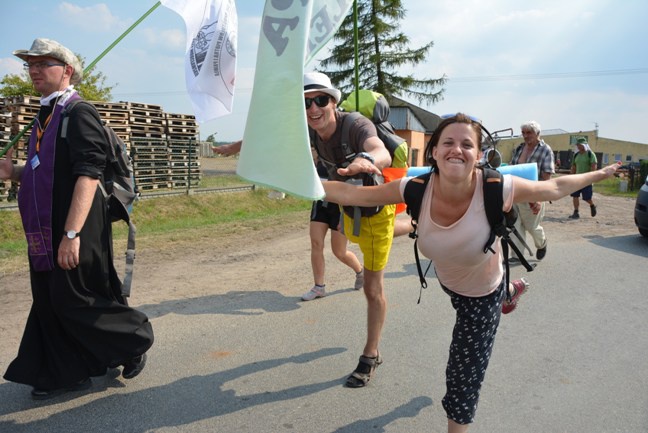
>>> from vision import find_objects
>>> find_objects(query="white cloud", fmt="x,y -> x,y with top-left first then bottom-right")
1,0 -> 645,144
0,57 -> 24,77
58,2 -> 127,33
140,28 -> 186,51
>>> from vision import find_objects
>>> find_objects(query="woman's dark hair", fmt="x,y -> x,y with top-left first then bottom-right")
424,113 -> 485,170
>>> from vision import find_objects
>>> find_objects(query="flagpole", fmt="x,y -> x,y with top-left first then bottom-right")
353,0 -> 359,111
0,1 -> 163,159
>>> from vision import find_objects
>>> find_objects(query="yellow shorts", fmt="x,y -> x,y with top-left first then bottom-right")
342,204 -> 396,271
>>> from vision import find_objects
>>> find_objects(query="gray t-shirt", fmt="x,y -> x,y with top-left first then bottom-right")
311,111 -> 376,182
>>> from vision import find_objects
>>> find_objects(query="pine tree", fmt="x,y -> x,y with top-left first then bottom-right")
319,0 -> 445,105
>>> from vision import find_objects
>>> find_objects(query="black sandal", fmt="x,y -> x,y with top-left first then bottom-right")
345,353 -> 383,388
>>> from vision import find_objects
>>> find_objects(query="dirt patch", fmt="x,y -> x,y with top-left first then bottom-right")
540,193 -> 637,241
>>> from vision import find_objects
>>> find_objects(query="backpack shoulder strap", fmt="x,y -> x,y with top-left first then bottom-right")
403,172 -> 432,302
60,98 -> 84,139
482,168 -> 514,291
340,112 -> 363,162
482,169 -> 534,293
61,98 -> 103,139
404,172 -> 431,224
482,168 -> 506,251
310,113 -> 360,173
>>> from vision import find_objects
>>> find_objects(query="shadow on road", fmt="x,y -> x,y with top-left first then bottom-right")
332,396 -> 433,433
0,348 -> 348,432
585,234 -> 648,258
136,290 -> 302,319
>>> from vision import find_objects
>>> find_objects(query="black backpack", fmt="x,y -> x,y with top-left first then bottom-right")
61,99 -> 138,298
339,89 -> 406,164
403,168 -> 534,303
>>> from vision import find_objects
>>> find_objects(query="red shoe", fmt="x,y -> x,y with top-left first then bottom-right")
502,278 -> 529,314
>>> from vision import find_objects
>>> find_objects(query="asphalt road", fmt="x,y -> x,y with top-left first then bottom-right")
1,223 -> 647,432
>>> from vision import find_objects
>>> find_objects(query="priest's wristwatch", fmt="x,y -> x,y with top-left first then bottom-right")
65,230 -> 80,240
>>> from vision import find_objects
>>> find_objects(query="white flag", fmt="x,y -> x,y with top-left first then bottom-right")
237,0 -> 353,199
161,0 -> 237,123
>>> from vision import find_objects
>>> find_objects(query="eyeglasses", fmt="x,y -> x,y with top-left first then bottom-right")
23,61 -> 66,71
305,95 -> 331,109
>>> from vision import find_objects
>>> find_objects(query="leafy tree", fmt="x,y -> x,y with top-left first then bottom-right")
0,54 -> 113,101
0,73 -> 33,97
319,0 -> 445,105
205,133 -> 216,143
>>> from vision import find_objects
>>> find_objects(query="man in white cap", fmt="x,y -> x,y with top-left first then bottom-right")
0,38 -> 153,400
304,71 -> 395,388
215,72 -> 396,388
569,137 -> 598,218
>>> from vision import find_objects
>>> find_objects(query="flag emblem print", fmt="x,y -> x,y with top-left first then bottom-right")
162,0 -> 238,122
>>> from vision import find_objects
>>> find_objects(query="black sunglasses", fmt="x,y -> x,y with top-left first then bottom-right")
305,95 -> 331,109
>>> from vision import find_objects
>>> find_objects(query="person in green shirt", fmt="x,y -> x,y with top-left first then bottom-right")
569,138 -> 598,219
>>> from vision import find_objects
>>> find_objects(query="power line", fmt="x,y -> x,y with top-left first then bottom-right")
110,68 -> 648,98
112,87 -> 253,99
450,68 -> 648,83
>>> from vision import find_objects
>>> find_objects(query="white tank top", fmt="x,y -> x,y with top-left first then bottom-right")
399,171 -> 514,297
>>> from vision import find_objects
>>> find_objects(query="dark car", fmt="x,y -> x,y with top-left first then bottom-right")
635,174 -> 648,237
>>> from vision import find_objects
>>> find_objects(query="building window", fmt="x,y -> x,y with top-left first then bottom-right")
570,135 -> 588,146
410,148 -> 419,166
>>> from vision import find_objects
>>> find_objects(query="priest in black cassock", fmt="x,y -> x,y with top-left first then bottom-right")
0,38 -> 154,400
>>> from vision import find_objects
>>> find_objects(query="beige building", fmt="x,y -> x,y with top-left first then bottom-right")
496,129 -> 648,170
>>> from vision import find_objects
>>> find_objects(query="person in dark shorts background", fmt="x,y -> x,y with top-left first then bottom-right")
569,138 -> 598,219
302,161 -> 363,301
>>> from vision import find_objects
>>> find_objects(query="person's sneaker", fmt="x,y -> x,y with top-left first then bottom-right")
590,204 -> 597,217
301,285 -> 326,301
354,270 -> 364,290
568,210 -> 580,219
502,278 -> 529,314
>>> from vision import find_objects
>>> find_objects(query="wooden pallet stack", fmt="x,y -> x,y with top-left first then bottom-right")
130,137 -> 171,191
0,98 -> 9,201
0,134 -> 9,201
1,96 -> 38,201
5,95 -> 38,161
165,112 -> 201,189
0,96 -> 202,198
126,102 -> 171,191
92,101 -> 131,146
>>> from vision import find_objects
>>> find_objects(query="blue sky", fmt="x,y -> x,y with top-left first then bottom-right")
2,1 -> 647,145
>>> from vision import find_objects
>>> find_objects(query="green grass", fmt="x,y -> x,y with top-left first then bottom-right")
198,174 -> 249,188
124,188 -> 309,236
595,176 -> 640,199
0,187 -> 311,272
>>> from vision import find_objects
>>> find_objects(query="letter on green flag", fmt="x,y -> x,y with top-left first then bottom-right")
237,0 -> 353,200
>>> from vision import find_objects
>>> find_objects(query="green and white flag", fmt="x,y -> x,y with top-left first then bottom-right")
238,0 -> 353,199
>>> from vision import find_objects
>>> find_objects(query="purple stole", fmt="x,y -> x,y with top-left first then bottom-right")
18,94 -> 80,271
